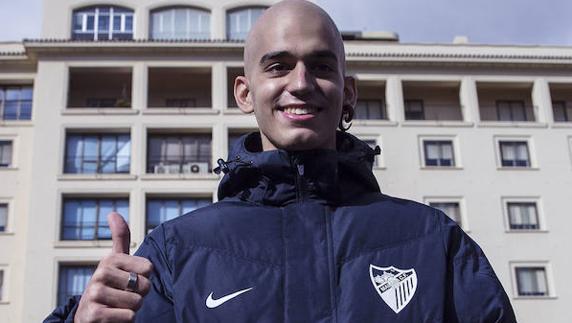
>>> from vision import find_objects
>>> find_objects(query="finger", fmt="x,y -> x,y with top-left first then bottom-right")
90,284 -> 145,310
108,212 -> 130,254
88,307 -> 136,323
105,254 -> 154,278
91,265 -> 152,295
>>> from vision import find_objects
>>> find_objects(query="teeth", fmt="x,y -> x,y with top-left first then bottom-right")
284,106 -> 316,115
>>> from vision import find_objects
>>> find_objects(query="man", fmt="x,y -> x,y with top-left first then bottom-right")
46,0 -> 516,322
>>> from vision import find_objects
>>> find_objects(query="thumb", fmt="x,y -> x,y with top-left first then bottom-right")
108,212 -> 130,254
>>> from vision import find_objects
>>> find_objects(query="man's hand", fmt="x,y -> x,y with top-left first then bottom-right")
74,212 -> 153,322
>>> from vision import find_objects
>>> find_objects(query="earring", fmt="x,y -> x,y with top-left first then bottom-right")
339,105 -> 354,132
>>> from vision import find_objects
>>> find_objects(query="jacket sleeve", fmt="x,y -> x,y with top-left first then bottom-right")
443,219 -> 517,323
133,224 -> 177,322
43,295 -> 81,323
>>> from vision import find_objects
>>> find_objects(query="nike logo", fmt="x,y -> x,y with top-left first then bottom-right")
205,287 -> 254,309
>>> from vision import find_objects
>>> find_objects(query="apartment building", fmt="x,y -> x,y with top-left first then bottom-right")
0,0 -> 571,322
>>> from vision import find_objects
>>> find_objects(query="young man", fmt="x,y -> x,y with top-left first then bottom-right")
46,0 -> 516,322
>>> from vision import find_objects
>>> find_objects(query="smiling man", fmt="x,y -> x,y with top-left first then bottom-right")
46,1 -> 516,322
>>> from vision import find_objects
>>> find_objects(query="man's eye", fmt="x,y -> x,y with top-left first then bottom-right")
313,64 -> 334,73
266,63 -> 289,73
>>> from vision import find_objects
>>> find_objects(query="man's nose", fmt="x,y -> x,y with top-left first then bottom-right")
286,63 -> 315,95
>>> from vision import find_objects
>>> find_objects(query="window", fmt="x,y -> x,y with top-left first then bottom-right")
423,140 -> 455,167
72,6 -> 133,41
515,267 -> 548,296
355,100 -> 385,120
0,86 -> 33,120
64,133 -> 130,174
147,134 -> 211,174
146,198 -> 211,233
0,204 -> 7,232
552,101 -> 570,122
0,141 -> 12,167
497,100 -> 527,121
404,99 -> 425,120
0,269 -> 4,301
430,202 -> 462,225
226,7 -> 266,40
57,265 -> 96,306
61,198 -> 129,240
507,202 -> 539,230
499,141 -> 530,167
151,7 -> 210,40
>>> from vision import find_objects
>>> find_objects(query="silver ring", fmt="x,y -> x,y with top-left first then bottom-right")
126,272 -> 138,292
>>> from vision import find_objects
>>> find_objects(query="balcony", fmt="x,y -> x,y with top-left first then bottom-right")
477,82 -> 535,122
148,67 -> 211,108
402,81 -> 462,121
549,83 -> 572,122
67,67 -> 132,108
354,81 -> 386,120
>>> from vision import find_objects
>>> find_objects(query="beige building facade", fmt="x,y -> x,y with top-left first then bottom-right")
0,0 -> 571,322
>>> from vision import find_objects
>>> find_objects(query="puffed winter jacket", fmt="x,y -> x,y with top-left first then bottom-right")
46,131 -> 516,323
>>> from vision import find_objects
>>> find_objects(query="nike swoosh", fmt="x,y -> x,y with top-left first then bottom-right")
205,287 -> 254,309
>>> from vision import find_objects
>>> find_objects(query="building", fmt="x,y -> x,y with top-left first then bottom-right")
0,0 -> 571,321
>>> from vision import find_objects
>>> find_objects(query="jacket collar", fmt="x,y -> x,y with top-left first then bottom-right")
216,131 -> 381,206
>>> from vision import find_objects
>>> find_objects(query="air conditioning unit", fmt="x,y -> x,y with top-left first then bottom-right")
166,164 -> 181,174
154,164 -> 181,174
154,164 -> 167,174
182,162 -> 209,174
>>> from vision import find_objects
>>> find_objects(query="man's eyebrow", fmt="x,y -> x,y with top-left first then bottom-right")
311,50 -> 338,62
259,51 -> 292,65
259,50 -> 339,65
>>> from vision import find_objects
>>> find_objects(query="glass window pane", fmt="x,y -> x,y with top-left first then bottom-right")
146,200 -> 162,231
86,15 -> 95,31
113,15 -> 122,31
3,101 -> 18,120
58,266 -> 96,306
0,204 -> 7,231
65,136 -> 82,173
164,200 -> 180,222
100,135 -> 117,173
20,87 -> 33,100
124,15 -> 133,32
511,101 -> 526,121
0,142 -> 12,167
81,200 -> 97,240
0,270 -> 4,300
368,101 -> 382,119
5,88 -> 19,101
498,102 -> 511,121
98,15 -> 110,32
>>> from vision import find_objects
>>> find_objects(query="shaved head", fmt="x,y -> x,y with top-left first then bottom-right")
233,0 -> 356,151
244,0 -> 346,78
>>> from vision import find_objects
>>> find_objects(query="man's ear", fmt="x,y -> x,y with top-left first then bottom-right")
343,76 -> 358,108
234,76 -> 254,114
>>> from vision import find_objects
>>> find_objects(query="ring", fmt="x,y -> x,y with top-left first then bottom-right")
126,272 -> 138,292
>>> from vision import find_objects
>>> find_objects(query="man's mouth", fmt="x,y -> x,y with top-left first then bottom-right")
280,105 -> 319,115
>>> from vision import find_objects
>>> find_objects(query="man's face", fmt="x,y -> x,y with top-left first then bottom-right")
237,7 -> 353,151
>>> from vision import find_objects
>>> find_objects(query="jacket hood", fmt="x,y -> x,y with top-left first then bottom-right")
216,131 -> 381,206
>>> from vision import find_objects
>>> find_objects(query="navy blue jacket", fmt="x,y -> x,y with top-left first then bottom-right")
46,132 -> 516,322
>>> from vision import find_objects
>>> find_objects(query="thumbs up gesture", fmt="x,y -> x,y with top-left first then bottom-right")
74,212 -> 153,322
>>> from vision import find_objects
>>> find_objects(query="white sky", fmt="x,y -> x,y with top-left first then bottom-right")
1,0 -> 571,45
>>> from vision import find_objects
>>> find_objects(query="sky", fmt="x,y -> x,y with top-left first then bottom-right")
1,0 -> 571,45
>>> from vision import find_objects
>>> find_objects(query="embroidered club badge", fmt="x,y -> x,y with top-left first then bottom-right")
369,264 -> 418,314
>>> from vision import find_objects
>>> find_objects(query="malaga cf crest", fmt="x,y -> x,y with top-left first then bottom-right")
369,264 -> 418,314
